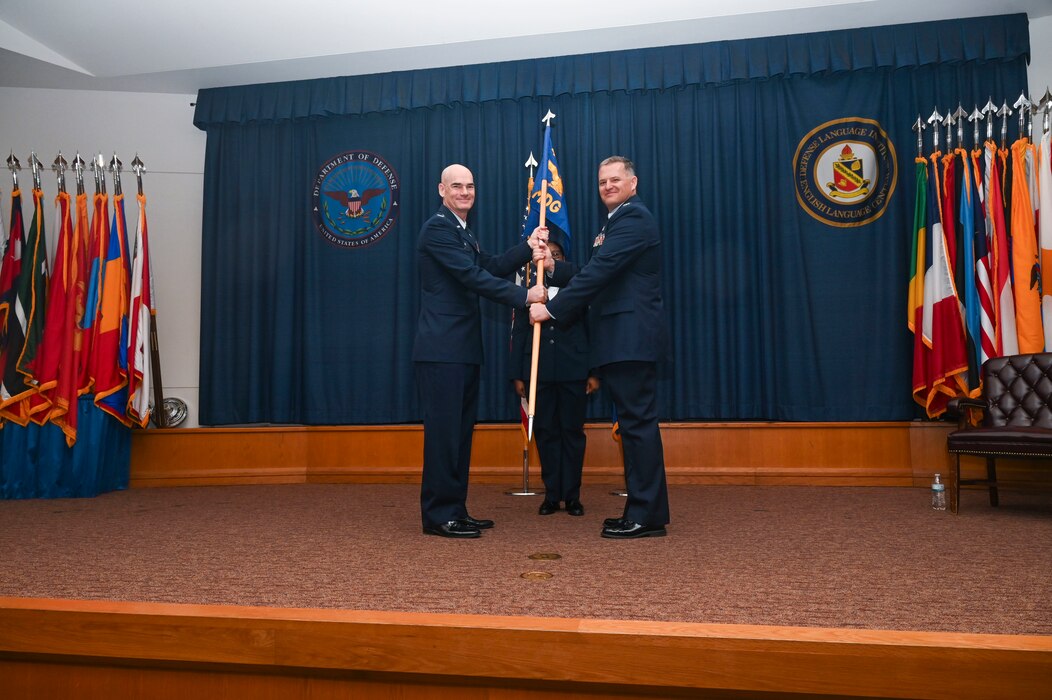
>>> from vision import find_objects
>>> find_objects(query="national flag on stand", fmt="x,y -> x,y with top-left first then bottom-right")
969,148 -> 996,366
909,158 -> 931,409
126,193 -> 155,427
524,119 -> 571,249
986,143 -> 1017,356
921,154 -> 968,417
0,188 -> 25,421
955,147 -> 981,395
0,187 -> 49,425
80,191 -> 109,392
1039,127 -> 1052,349
30,190 -> 83,443
86,192 -> 130,425
1009,138 -> 1042,352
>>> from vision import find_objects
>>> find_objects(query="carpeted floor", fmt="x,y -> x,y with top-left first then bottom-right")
0,483 -> 1049,635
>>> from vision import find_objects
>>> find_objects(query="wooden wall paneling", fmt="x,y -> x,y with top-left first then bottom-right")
129,421 -> 1048,490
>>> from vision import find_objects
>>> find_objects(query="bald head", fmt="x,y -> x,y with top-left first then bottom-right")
438,164 -> 475,219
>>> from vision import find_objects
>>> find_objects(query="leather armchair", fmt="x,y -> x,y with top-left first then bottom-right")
945,352 -> 1052,513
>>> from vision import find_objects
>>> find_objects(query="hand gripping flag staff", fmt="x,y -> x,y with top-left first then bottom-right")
524,110 -> 570,442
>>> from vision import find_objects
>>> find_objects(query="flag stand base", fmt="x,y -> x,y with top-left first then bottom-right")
505,448 -> 543,497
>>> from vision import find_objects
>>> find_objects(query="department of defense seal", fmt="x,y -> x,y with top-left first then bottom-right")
312,150 -> 399,248
792,117 -> 897,228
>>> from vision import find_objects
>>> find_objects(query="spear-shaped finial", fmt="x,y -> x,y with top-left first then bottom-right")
968,107 -> 983,149
1013,92 -> 1030,142
524,151 -> 537,179
952,104 -> 967,149
29,151 -> 43,191
7,151 -> 21,190
911,115 -> 926,158
131,153 -> 145,197
927,108 -> 943,152
541,110 -> 556,127
108,152 -> 122,196
942,109 -> 955,151
982,98 -> 997,141
997,101 -> 1012,148
1041,88 -> 1052,135
52,152 -> 68,194
92,152 -> 106,195
72,152 -> 86,196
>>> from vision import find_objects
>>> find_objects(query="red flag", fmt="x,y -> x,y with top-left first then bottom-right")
30,190 -> 84,443
985,143 -> 1017,357
922,154 -> 968,417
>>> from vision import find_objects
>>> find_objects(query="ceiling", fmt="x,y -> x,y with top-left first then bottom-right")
0,0 -> 1048,95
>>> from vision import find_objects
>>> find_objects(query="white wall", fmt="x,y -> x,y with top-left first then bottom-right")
0,87 -> 205,427
1029,15 -> 1052,96
0,15 -> 1046,431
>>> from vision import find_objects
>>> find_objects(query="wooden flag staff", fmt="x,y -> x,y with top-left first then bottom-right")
526,177 -> 547,443
507,152 -> 541,496
526,110 -> 556,443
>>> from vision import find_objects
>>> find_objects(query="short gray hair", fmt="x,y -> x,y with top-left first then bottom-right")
599,156 -> 635,176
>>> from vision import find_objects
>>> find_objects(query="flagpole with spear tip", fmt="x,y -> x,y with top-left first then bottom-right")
968,106 -> 982,152
526,110 -> 556,444
506,151 -> 541,496
997,101 -> 1012,150
52,153 -> 68,195
131,154 -> 170,429
7,152 -> 21,191
1013,92 -> 1030,143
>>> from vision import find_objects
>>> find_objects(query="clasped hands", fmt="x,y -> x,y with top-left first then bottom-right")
525,226 -> 555,322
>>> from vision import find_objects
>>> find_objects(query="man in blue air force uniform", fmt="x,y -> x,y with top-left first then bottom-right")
530,156 -> 671,539
413,163 -> 548,539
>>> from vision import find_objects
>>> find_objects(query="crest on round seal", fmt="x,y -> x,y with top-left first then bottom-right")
792,117 -> 897,228
312,151 -> 399,248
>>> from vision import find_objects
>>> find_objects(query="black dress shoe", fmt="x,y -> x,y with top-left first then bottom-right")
603,516 -> 627,528
538,500 -> 559,515
565,499 -> 584,516
601,520 -> 666,539
423,520 -> 481,538
460,515 -> 494,529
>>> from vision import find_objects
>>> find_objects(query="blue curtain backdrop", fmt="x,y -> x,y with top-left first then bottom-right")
193,14 -> 1029,425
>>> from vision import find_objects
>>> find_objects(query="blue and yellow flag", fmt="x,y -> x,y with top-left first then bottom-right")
524,119 -> 571,251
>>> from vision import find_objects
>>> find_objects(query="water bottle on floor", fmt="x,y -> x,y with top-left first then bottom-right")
931,473 -> 946,511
